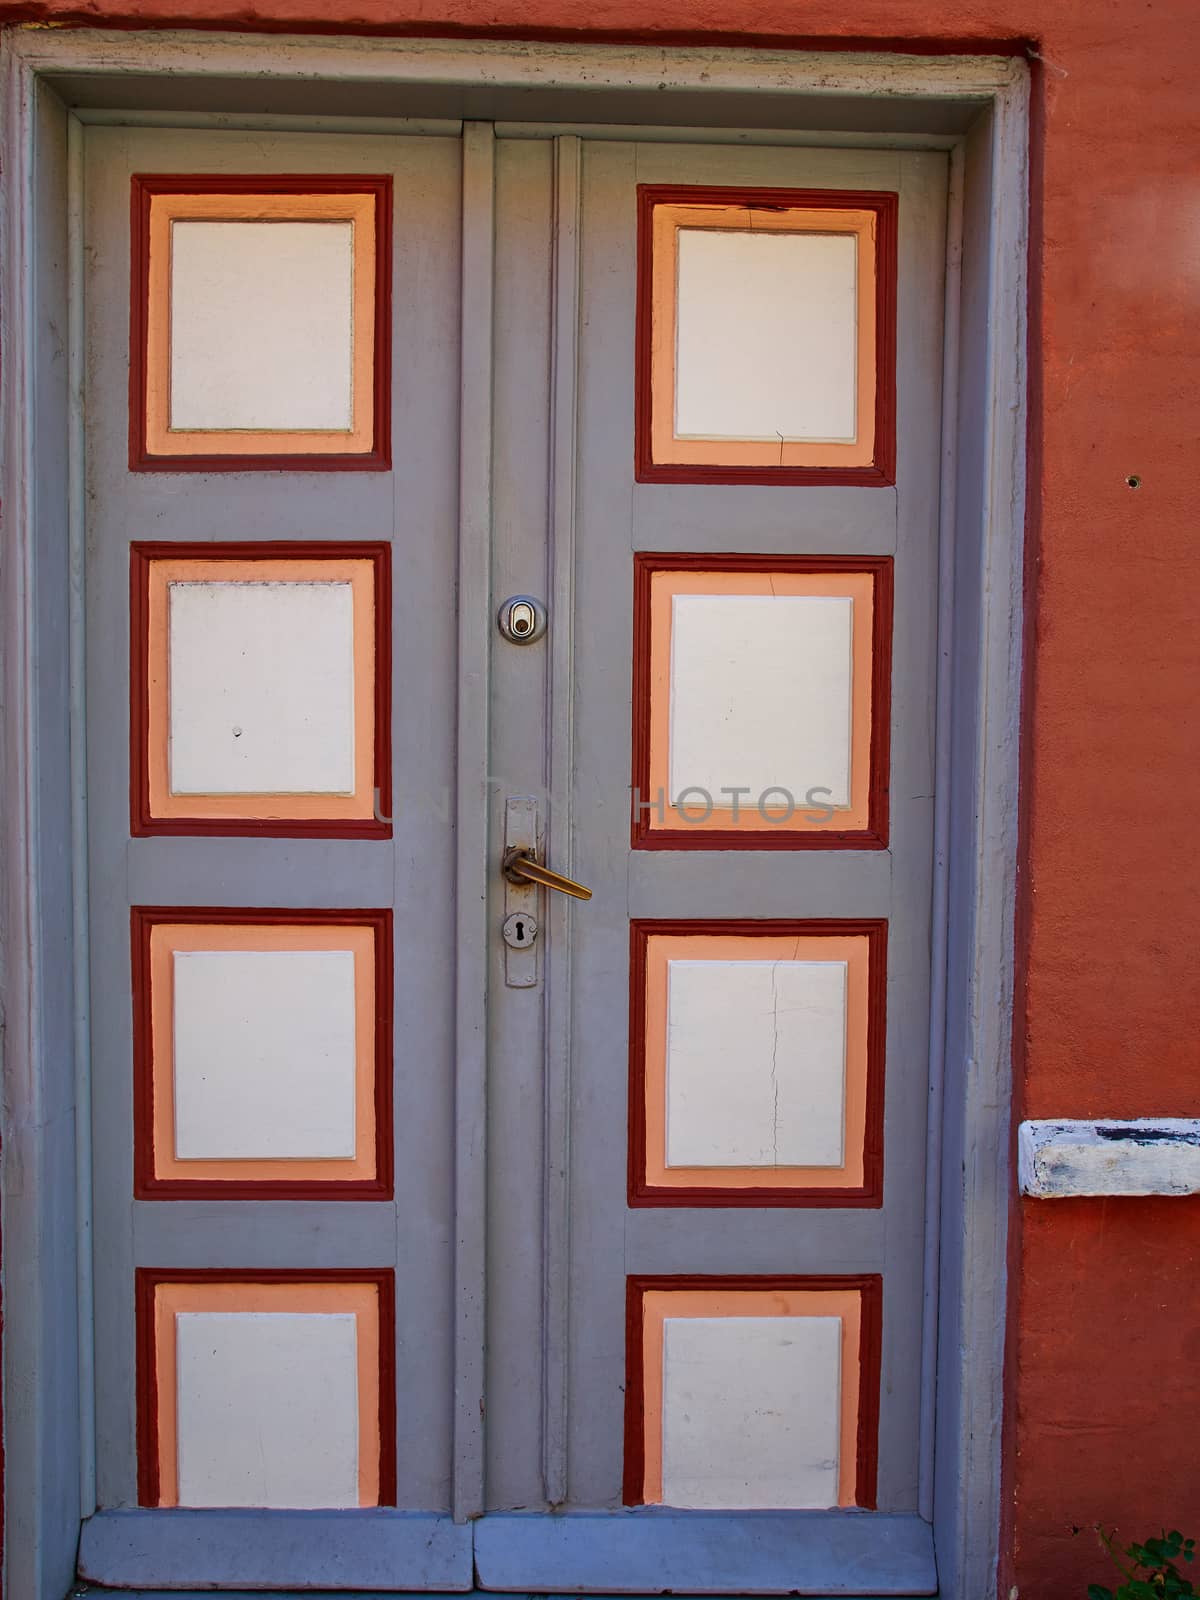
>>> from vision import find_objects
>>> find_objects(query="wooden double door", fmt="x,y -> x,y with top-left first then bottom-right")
80,119 -> 947,1593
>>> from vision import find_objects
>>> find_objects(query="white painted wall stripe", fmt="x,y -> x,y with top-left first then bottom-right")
1019,1118 -> 1200,1197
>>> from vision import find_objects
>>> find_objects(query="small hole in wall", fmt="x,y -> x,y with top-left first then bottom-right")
1125,474 -> 1142,488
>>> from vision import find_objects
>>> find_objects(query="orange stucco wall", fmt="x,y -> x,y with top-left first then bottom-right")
7,2 -> 1200,1595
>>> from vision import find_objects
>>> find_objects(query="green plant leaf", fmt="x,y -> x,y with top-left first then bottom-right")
1087,1586 -> 1114,1600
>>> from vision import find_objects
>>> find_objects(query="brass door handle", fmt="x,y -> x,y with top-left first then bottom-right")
502,847 -> 593,902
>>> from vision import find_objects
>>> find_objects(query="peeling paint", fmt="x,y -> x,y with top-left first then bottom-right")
1019,1119 -> 1200,1198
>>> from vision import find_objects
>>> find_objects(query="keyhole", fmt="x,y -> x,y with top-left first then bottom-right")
502,909 -> 538,950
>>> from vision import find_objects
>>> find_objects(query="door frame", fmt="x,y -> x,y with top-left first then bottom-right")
0,30 -> 1029,1600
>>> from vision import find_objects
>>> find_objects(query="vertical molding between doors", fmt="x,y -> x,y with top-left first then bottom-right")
542,132 -> 581,1510
453,119 -> 496,1526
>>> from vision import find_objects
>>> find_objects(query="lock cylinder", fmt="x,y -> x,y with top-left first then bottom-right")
497,594 -> 548,644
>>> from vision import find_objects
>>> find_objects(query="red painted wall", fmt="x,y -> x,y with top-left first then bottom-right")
6,2 -> 1200,1597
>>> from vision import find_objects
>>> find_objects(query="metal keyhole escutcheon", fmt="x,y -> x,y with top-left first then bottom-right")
502,911 -> 539,949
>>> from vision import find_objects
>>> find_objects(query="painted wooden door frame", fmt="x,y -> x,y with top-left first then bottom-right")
0,30 -> 1028,1600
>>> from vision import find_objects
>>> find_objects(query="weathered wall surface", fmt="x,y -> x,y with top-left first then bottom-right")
5,2 -> 1200,1596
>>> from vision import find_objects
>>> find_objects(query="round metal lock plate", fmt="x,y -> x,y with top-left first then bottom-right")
498,595 -> 547,644
502,911 -> 539,949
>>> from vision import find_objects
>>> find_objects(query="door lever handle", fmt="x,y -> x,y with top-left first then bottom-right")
502,847 -> 593,902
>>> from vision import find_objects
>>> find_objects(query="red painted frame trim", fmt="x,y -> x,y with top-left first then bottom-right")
135,1266 -> 398,1507
129,173 -> 393,473
131,906 -> 394,1201
130,541 -> 392,839
634,184 -> 898,486
622,1273 -> 883,1509
628,918 -> 887,1208
631,553 -> 893,850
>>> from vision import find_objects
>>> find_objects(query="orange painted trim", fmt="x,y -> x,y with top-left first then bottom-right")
129,174 -> 392,472
146,555 -> 374,822
641,1287 -> 862,1508
631,554 -> 892,851
132,906 -> 394,1201
628,919 -> 887,1207
647,566 -> 875,835
634,186 -> 897,487
641,931 -> 870,1191
147,922 -> 377,1185
623,1276 -> 882,1510
131,542 -> 392,839
137,1270 -> 395,1508
145,191 -> 376,457
649,202 -> 877,469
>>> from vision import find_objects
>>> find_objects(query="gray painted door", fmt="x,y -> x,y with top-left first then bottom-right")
479,136 -> 946,1595
82,124 -> 469,1586
81,121 -> 946,1593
